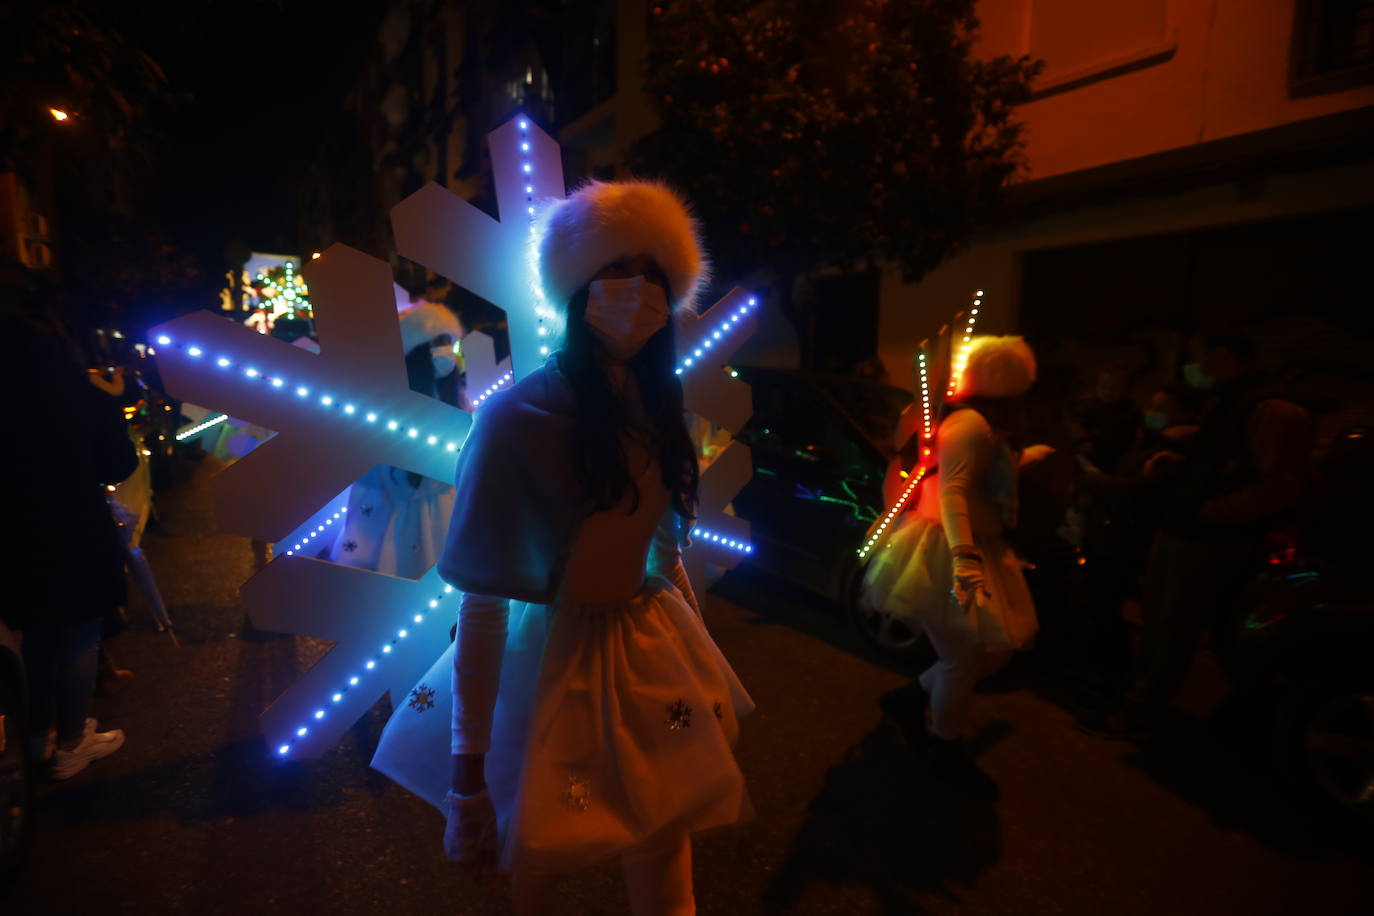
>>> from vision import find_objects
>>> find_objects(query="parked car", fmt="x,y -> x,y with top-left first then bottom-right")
0,617 -> 33,886
729,367 -> 918,655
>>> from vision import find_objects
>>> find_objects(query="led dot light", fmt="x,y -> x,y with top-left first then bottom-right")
947,290 -> 983,398
175,413 -> 229,441
273,586 -> 456,758
690,526 -> 753,554
674,297 -> 759,376
280,501 -> 350,555
157,338 -> 459,457
473,370 -> 515,408
858,464 -> 931,560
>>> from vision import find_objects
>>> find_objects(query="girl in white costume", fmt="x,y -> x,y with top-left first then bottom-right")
861,336 -> 1039,801
326,302 -> 463,579
372,181 -> 753,914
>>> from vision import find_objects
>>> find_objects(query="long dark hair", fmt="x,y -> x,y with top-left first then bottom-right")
402,342 -> 460,487
558,286 -> 699,519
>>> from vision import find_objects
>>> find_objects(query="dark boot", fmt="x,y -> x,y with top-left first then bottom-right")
878,683 -> 930,749
927,736 -> 1001,803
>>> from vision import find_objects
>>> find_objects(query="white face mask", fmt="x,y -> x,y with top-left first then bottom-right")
584,276 -> 670,360
431,344 -> 458,378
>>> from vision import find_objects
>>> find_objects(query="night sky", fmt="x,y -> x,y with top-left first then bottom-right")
130,0 -> 390,288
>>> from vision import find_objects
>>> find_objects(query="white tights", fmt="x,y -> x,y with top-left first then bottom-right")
512,836 -> 694,916
918,619 -> 1011,740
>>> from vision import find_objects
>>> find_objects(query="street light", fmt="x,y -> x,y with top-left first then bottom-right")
48,108 -> 70,122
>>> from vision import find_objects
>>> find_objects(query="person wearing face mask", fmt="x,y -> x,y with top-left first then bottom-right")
862,336 -> 1040,802
371,180 -> 752,915
1080,327 -> 1312,741
1070,369 -> 1142,476
323,300 -> 465,578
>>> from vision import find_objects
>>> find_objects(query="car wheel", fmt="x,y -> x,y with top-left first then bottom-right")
0,676 -> 34,886
1276,681 -> 1374,822
844,560 -> 928,663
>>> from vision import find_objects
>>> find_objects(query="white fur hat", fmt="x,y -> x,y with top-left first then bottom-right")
956,335 -> 1037,398
399,301 -> 462,355
537,180 -> 709,313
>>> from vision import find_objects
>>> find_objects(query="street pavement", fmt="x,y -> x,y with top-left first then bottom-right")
5,456 -> 1373,915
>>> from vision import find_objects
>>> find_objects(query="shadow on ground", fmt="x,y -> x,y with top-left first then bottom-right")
762,719 -> 1005,915
712,566 -> 933,678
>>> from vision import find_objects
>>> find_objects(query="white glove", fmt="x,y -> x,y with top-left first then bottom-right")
952,554 -> 990,610
444,787 -> 497,864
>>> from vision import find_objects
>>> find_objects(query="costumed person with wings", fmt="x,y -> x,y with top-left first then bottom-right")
862,335 -> 1040,802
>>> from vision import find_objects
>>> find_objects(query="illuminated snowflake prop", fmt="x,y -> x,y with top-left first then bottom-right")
150,115 -> 758,759
255,259 -> 313,321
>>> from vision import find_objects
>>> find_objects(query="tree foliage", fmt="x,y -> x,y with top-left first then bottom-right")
0,0 -> 179,182
632,0 -> 1042,287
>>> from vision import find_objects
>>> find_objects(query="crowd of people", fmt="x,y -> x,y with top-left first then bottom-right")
857,319 -> 1320,805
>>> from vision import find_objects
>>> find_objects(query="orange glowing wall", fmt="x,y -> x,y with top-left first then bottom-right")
978,0 -> 1374,182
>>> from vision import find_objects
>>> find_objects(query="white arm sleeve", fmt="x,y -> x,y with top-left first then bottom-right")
648,512 -> 702,616
938,410 -> 986,550
450,591 -> 510,755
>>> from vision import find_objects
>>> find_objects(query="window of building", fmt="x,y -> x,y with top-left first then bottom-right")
1025,0 -> 1175,97
1290,0 -> 1374,95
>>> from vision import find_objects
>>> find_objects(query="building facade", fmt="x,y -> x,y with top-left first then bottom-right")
877,0 -> 1374,399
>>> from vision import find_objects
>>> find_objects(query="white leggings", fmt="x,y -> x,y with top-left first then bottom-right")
513,836 -> 694,916
918,619 -> 1011,740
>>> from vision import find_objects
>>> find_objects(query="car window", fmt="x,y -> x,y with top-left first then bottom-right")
813,379 -> 909,457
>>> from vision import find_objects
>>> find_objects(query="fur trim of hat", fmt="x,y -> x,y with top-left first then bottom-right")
537,179 -> 709,313
956,335 -> 1037,399
399,301 -> 462,355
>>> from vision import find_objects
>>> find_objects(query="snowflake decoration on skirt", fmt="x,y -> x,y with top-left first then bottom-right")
563,773 -> 593,812
408,684 -> 436,713
665,699 -> 693,730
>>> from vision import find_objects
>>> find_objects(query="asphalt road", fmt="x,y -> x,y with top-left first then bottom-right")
6,456 -> 1372,915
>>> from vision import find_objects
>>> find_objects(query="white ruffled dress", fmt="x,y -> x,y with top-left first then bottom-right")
372,366 -> 752,875
862,407 -> 1038,651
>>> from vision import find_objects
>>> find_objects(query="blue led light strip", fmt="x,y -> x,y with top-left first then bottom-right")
282,505 -> 349,556
276,584 -> 456,757
675,297 -> 759,376
472,370 -> 514,408
516,116 -> 553,359
152,334 -> 463,452
175,413 -> 228,441
691,525 -> 753,554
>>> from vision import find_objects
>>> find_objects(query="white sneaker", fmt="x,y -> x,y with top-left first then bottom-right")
50,726 -> 125,780
40,718 -> 100,763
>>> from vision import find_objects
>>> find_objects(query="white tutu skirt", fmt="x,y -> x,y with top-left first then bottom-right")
861,514 -> 1037,651
371,576 -> 754,874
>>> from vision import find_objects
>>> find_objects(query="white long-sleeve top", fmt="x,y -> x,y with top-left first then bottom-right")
451,512 -> 698,755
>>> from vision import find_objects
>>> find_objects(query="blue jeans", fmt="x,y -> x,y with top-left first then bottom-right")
23,617 -> 103,748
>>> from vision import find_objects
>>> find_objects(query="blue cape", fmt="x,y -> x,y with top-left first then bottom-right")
438,361 -> 588,603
